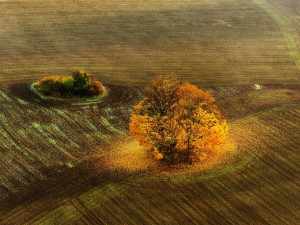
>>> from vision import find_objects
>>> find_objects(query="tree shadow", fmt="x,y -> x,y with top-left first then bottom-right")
9,83 -> 142,109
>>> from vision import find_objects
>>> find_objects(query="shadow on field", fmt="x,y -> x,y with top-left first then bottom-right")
0,157 -> 133,214
9,83 -> 68,108
9,83 -> 142,109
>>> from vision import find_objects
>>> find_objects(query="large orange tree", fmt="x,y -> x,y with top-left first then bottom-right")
129,75 -> 228,164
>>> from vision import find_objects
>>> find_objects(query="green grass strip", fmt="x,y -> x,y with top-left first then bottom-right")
30,83 -> 106,103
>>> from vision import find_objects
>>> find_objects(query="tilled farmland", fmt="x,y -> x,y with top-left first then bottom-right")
0,83 -> 258,200
0,83 -> 299,224
0,84 -> 142,200
1,0 -> 300,224
1,0 -> 300,86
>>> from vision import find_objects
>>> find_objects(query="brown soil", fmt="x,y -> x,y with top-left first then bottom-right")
0,83 -> 299,224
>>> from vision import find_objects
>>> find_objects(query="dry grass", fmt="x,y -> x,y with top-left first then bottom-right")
101,138 -> 238,174
102,140 -> 158,172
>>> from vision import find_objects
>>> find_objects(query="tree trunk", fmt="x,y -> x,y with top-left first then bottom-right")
187,137 -> 192,164
170,143 -> 177,165
171,150 -> 175,165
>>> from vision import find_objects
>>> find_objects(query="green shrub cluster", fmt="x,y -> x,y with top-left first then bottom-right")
34,71 -> 104,98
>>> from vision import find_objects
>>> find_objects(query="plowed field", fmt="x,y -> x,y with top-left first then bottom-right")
0,0 -> 299,224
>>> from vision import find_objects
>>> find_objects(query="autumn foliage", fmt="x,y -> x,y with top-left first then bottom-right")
33,70 -> 104,98
129,75 -> 228,165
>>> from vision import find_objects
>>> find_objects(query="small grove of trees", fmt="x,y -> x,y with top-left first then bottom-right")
34,71 -> 104,98
129,75 -> 229,165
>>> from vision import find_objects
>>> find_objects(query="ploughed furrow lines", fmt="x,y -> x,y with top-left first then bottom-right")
0,83 -> 299,224
0,199 -> 66,225
29,202 -> 83,225
234,106 -> 300,164
259,153 -> 300,186
244,167 -> 300,216
267,113 -> 300,135
106,192 -> 160,225
119,189 -> 162,225
69,198 -> 105,225
235,171 -> 299,224
219,174 -> 285,225
259,109 -> 300,134
251,124 -> 299,181
210,181 -> 270,225
226,174 -> 286,225
154,185 -> 202,225
191,181 -> 261,225
101,197 -> 140,224
117,187 -> 178,224
265,138 -> 300,164
249,163 -> 300,201
0,84 -> 136,200
258,135 -> 299,176
1,0 -> 300,86
130,188 -> 185,224
165,184 -> 216,224
173,182 -> 235,225
178,182 -> 246,224
128,184 -> 203,224
92,206 -> 127,225
72,218 -> 90,225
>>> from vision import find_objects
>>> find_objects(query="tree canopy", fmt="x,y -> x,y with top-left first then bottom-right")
129,75 -> 228,165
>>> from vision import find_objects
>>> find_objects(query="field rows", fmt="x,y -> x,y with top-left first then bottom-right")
0,84 -> 142,201
65,106 -> 300,224
0,0 -> 300,223
1,0 -> 299,86
0,85 -> 299,224
252,0 -> 300,71
0,83 -> 264,201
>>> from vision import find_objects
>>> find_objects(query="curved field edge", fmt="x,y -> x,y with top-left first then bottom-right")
0,85 -> 299,224
30,83 -> 107,103
252,0 -> 300,71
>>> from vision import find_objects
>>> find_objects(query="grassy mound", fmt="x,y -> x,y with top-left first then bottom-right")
33,71 -> 104,99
